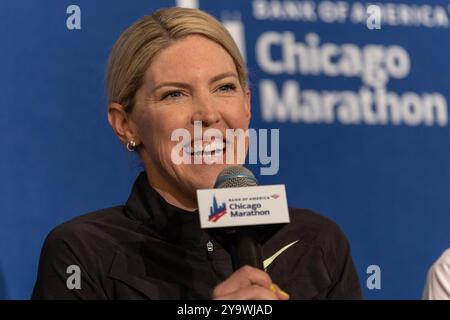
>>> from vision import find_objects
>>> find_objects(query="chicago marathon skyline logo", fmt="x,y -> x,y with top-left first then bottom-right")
209,195 -> 227,222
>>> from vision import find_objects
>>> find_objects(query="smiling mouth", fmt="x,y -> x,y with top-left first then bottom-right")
183,140 -> 227,157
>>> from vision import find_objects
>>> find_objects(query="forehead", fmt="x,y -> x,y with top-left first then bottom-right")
145,35 -> 238,84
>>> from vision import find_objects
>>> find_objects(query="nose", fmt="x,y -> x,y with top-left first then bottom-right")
191,92 -> 220,127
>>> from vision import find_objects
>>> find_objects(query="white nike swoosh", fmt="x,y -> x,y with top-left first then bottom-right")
263,240 -> 300,271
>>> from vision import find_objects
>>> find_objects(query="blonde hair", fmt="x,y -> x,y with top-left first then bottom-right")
106,7 -> 248,113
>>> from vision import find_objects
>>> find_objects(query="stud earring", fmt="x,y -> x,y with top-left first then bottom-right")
126,140 -> 136,152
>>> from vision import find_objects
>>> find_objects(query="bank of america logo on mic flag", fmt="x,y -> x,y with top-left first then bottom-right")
209,195 -> 227,222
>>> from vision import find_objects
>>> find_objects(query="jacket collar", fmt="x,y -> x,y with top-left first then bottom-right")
124,171 -> 207,247
109,172 -> 228,299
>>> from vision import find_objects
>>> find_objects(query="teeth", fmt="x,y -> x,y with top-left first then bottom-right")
203,143 -> 213,153
203,140 -> 224,153
183,141 -> 225,155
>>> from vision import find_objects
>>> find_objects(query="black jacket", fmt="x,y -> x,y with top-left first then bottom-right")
32,172 -> 362,299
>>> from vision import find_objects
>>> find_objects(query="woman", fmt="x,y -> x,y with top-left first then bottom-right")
32,7 -> 362,300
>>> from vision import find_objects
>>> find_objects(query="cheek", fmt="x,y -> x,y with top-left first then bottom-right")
222,103 -> 250,129
136,109 -> 188,155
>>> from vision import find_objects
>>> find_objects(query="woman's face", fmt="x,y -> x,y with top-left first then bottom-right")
131,35 -> 251,209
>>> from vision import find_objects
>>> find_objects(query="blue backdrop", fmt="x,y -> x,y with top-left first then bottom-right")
1,0 -> 450,299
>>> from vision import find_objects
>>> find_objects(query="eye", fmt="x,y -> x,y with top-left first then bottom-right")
161,90 -> 183,100
217,83 -> 237,93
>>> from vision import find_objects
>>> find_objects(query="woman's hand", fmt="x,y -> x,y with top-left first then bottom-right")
212,265 -> 290,300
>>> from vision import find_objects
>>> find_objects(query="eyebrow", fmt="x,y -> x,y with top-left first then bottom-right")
151,72 -> 238,93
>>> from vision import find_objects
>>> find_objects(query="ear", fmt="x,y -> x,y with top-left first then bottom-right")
108,103 -> 140,145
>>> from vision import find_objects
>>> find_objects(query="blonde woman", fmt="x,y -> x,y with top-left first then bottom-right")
32,7 -> 362,300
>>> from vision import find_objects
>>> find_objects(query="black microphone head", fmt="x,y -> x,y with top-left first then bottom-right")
214,166 -> 258,189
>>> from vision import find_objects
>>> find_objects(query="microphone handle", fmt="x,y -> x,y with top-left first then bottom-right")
229,228 -> 263,271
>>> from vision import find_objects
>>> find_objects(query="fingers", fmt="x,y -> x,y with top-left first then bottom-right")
214,284 -> 278,300
213,265 -> 272,297
212,265 -> 290,300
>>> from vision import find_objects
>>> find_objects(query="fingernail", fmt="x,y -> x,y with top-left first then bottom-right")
270,284 -> 290,298
279,289 -> 290,298
270,284 -> 278,293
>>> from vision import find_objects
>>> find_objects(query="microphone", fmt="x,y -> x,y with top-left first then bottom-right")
213,166 -> 263,271
197,166 -> 290,272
